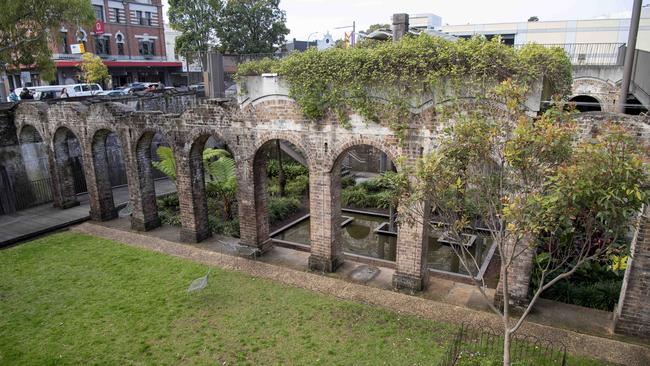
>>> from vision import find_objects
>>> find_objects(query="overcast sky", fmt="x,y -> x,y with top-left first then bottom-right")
163,0 -> 647,41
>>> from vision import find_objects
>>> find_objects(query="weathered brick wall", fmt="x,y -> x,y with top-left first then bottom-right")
572,77 -> 619,112
7,98 -> 649,310
614,205 -> 650,338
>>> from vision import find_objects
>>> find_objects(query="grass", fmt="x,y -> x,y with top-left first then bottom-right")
0,232 -> 610,365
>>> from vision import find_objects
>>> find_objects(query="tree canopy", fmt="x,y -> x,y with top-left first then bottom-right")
168,0 -> 221,62
168,0 -> 289,56
216,0 -> 289,54
0,0 -> 94,81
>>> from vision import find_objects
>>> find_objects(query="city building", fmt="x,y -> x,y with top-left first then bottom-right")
164,24 -> 203,86
440,7 -> 650,50
6,0 -> 182,92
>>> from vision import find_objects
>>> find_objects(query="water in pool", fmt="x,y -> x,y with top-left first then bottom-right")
271,211 -> 493,275
273,212 -> 397,261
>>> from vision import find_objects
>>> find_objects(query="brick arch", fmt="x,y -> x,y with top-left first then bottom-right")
51,125 -> 85,209
129,128 -> 176,231
251,132 -> 314,171
13,102 -> 48,138
571,77 -> 618,112
17,124 -> 45,144
327,137 -> 401,174
87,127 -> 126,221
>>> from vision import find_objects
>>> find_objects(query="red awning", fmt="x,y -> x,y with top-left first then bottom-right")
55,60 -> 182,68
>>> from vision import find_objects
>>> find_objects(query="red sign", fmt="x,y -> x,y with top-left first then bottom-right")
94,20 -> 105,35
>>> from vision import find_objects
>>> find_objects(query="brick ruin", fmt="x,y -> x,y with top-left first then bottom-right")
3,88 -> 650,338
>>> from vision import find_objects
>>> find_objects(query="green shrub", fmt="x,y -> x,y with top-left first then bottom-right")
268,196 -> 301,224
208,217 -> 241,238
157,193 -> 179,209
159,209 -> 181,226
341,176 -> 356,189
267,160 -> 308,179
286,174 -> 309,197
342,185 -> 371,207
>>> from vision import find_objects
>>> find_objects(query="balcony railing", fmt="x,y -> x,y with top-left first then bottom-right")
514,43 -> 626,66
53,54 -> 168,62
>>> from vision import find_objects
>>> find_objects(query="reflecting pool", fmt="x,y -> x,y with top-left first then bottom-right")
271,211 -> 494,277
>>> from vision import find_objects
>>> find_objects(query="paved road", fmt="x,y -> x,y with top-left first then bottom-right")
0,179 -> 175,246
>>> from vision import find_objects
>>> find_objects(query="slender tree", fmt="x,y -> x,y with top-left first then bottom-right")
79,53 -> 109,86
391,81 -> 649,365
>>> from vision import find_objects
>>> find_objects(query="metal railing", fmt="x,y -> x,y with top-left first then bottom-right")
514,43 -> 625,66
13,178 -> 54,210
440,323 -> 567,366
225,52 -> 290,64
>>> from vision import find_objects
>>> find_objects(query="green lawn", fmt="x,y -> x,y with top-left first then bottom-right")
0,232 -> 608,365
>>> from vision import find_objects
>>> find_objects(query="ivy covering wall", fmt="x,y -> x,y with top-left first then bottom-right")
236,35 -> 572,136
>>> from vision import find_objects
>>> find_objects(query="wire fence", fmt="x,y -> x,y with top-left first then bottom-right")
440,323 -> 567,366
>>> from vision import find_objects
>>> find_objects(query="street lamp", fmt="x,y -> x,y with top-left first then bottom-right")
307,32 -> 320,47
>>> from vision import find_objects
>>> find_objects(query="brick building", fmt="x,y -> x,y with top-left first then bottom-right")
6,0 -> 181,91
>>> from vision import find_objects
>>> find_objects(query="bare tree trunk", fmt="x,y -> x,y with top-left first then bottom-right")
276,140 -> 286,197
503,330 -> 511,366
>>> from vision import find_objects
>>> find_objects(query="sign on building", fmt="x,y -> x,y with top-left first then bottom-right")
94,20 -> 105,35
70,43 -> 85,54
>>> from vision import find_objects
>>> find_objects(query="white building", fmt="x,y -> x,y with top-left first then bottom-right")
440,7 -> 650,51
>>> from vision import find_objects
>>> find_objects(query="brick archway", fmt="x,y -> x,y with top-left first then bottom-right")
241,137 -> 312,254
51,126 -> 84,209
88,128 -> 127,221
571,77 -> 619,113
130,129 -> 175,231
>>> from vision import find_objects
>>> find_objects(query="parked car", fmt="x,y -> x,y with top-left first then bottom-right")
13,85 -> 64,100
97,90 -> 127,97
62,83 -> 103,97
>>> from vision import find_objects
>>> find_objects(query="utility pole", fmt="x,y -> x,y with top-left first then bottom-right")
617,0 -> 643,113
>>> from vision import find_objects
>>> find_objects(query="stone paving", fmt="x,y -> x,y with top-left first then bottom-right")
0,179 -> 175,246
70,221 -> 650,366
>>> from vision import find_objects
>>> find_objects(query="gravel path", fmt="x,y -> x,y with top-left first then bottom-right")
71,222 -> 650,366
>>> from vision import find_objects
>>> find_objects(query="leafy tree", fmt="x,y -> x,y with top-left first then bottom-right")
391,81 -> 649,366
216,0 -> 289,54
168,0 -> 221,65
364,23 -> 390,34
78,53 -> 109,85
0,0 -> 94,81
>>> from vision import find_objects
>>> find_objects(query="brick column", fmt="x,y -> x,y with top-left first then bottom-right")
308,170 -> 344,272
176,146 -> 210,242
392,201 -> 430,291
494,234 -> 535,310
236,155 -> 272,252
614,206 -> 650,338
86,133 -> 117,221
128,135 -> 161,231
50,137 -> 79,209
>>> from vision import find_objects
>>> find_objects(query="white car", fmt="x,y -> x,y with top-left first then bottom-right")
64,83 -> 103,97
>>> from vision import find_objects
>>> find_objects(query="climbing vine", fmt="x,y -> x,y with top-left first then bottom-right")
236,35 -> 572,137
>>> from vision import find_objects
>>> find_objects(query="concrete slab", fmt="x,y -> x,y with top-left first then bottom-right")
0,179 -> 174,247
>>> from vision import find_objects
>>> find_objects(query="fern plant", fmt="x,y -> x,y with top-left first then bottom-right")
152,146 -> 232,182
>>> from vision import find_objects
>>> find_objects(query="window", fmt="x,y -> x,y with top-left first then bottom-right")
138,40 -> 155,56
94,36 -> 110,55
136,11 -> 143,25
93,5 -> 104,21
117,43 -> 125,55
74,86 -> 82,93
113,8 -> 121,23
144,12 -> 152,26
61,32 -> 69,54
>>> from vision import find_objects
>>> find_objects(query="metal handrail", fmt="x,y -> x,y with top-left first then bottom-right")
514,43 -> 625,66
